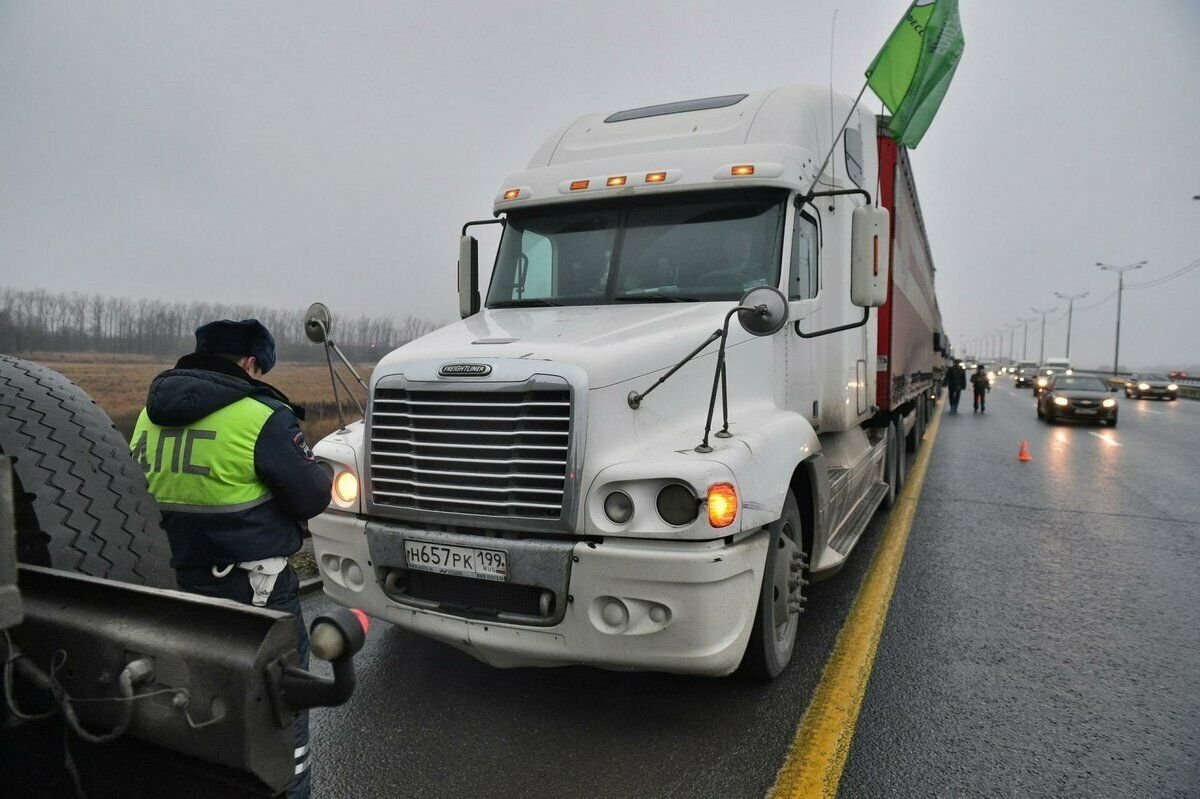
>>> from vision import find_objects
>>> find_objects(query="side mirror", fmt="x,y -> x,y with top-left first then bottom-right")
850,206 -> 890,307
304,302 -> 332,344
736,286 -> 788,336
459,235 -> 481,319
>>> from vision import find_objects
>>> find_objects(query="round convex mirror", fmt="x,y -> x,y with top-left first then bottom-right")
305,302 -> 332,343
736,286 -> 788,336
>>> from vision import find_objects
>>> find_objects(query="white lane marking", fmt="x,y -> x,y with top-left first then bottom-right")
1089,431 -> 1122,446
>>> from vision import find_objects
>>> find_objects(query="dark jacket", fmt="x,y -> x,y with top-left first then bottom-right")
135,353 -> 332,569
947,366 -> 967,391
970,371 -> 990,392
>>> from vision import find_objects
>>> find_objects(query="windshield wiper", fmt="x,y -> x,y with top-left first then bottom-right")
488,298 -> 563,308
613,294 -> 700,303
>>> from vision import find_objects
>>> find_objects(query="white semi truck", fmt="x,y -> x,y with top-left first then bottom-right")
309,86 -> 947,678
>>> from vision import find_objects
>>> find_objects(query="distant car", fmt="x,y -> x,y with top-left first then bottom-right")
1168,370 -> 1188,380
1014,367 -> 1035,388
1032,367 -> 1059,397
1037,375 -> 1118,426
1123,373 -> 1179,400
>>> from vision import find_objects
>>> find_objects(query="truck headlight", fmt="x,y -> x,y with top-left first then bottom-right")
333,471 -> 360,504
1053,396 -> 1069,407
603,491 -> 634,524
656,484 -> 699,526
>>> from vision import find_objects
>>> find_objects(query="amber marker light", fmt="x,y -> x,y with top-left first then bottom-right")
730,164 -> 755,176
645,171 -> 667,183
606,175 -> 627,187
706,482 -> 738,528
570,179 -> 590,191
334,471 -> 360,504
503,188 -> 521,200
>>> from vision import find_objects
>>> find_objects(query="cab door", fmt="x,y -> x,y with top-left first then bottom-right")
783,209 -> 822,426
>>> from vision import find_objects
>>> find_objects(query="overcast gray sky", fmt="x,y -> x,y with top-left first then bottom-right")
2,1 -> 1198,370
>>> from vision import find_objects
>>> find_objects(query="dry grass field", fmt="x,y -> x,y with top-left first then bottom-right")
29,352 -> 374,445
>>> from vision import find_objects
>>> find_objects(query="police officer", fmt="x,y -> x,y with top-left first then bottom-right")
131,319 -> 331,798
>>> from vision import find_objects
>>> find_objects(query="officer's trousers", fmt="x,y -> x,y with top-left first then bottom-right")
176,564 -> 312,799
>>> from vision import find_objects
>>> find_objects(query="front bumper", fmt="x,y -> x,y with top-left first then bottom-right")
1053,404 -> 1117,420
310,513 -> 769,676
1132,388 -> 1176,399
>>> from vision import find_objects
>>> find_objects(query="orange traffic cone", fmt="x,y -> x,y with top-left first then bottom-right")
1018,440 -> 1032,462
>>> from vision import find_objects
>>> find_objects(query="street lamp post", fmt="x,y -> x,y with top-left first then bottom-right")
1096,261 -> 1147,376
1018,316 -> 1036,361
1053,290 -> 1089,361
1031,306 -> 1056,364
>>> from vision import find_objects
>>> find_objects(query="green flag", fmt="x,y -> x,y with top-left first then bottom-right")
866,0 -> 964,148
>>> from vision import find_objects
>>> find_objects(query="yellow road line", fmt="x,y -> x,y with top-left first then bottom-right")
768,408 -> 943,799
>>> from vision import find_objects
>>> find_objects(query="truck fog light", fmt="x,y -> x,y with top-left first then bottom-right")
657,484 -> 699,525
1053,396 -> 1069,407
603,491 -> 634,524
706,483 -> 738,528
333,471 -> 359,504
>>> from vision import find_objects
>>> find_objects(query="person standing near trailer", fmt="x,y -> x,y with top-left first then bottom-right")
971,364 -> 990,413
130,319 -> 331,798
946,359 -> 967,413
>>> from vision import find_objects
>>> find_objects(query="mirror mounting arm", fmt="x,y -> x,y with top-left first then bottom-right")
696,303 -> 768,453
627,329 -> 723,410
793,306 -> 870,339
796,187 -> 873,210
461,217 -> 505,237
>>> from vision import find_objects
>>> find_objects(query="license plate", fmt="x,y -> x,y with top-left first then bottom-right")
403,540 -> 508,581
1075,408 -> 1097,415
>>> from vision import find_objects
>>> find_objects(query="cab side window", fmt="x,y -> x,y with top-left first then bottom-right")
789,213 -> 819,300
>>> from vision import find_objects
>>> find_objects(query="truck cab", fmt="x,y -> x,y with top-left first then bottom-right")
309,86 -> 942,677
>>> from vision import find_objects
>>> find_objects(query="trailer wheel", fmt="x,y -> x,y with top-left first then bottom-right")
0,355 -> 172,587
883,423 -> 898,509
739,491 -> 805,680
907,396 -> 925,451
893,415 -> 907,491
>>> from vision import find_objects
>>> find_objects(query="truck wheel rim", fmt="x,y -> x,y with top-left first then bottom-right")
771,518 -> 801,649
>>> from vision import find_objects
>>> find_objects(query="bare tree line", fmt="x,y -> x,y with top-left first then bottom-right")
0,286 -> 441,361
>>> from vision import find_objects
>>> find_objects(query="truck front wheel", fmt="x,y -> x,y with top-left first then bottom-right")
739,491 -> 806,680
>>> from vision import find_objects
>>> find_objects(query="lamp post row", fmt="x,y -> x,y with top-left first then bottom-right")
968,261 -> 1146,375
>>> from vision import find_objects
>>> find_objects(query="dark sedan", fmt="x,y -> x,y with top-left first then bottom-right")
1037,375 -> 1119,426
1123,373 -> 1179,400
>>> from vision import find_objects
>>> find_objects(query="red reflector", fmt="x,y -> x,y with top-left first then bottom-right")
351,608 -> 370,634
570,179 -> 590,191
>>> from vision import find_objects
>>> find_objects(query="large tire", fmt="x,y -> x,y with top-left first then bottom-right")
882,423 -> 898,510
740,491 -> 806,680
893,415 -> 907,492
906,398 -> 923,451
0,355 -> 172,587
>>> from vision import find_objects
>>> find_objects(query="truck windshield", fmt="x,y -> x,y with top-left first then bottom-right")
486,189 -> 786,307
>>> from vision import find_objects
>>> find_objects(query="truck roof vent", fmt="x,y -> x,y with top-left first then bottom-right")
604,93 -> 748,123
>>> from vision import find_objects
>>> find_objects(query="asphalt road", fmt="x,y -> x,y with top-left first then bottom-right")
303,384 -> 1200,798
841,384 -> 1200,798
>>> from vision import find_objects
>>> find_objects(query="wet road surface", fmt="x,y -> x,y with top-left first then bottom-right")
841,384 -> 1200,797
304,384 -> 1200,798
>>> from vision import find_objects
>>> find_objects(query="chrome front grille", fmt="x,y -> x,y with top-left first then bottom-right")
368,386 -> 571,519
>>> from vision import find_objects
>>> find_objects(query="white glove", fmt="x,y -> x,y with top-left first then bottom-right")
238,557 -> 289,606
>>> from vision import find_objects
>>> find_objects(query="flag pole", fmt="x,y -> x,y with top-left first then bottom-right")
802,78 -> 870,203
